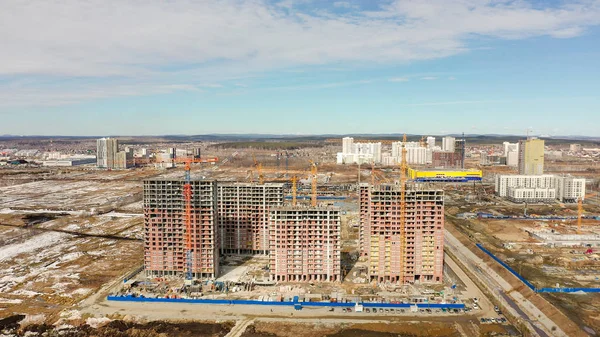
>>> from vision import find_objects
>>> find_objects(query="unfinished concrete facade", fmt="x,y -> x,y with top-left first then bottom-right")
359,183 -> 371,257
269,207 -> 341,282
360,183 -> 444,284
143,178 -> 219,279
217,183 -> 284,255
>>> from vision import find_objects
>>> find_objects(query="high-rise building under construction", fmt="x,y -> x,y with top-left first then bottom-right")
217,183 -> 285,255
359,183 -> 444,284
269,207 -> 341,282
519,138 -> 545,175
143,178 -> 219,279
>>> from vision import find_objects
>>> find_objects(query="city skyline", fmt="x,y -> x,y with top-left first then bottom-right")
1,0 -> 599,136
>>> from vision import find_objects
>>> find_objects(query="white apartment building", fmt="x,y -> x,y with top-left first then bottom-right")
503,142 -> 519,167
336,137 -> 382,164
442,136 -> 455,152
97,137 -> 118,168
555,176 -> 586,203
496,174 -> 586,203
391,142 -> 429,165
507,151 -> 519,167
426,137 -> 436,149
503,142 -> 519,156
507,188 -> 556,203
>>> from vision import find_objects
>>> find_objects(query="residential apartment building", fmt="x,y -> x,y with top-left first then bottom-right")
360,184 -> 444,284
217,183 -> 285,255
96,137 -> 118,169
143,179 -> 219,279
519,138 -> 545,175
269,207 -> 341,282
495,174 -> 585,203
336,137 -> 382,164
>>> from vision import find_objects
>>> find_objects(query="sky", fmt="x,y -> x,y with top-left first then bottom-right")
1,0 -> 599,137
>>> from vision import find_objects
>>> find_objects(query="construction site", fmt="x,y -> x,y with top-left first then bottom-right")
2,135 -> 600,337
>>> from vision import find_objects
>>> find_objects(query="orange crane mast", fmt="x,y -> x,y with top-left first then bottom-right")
252,153 -> 264,184
172,156 -> 213,284
310,160 -> 317,207
291,176 -> 298,206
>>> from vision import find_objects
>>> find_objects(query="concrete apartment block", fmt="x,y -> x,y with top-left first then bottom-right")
143,178 -> 219,279
217,183 -> 285,255
359,183 -> 371,257
269,207 -> 341,282
361,184 -> 444,284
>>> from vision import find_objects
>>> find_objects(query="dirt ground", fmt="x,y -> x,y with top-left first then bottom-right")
241,321 -> 461,337
0,212 -> 143,322
0,316 -> 234,337
447,215 -> 597,336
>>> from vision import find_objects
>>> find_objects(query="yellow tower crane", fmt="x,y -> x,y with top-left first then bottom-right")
309,160 -> 317,207
291,176 -> 298,206
252,153 -> 264,184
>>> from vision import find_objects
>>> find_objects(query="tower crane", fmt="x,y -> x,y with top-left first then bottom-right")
252,153 -> 264,184
399,134 -> 408,284
291,176 -> 298,206
309,160 -> 317,207
171,156 -> 213,285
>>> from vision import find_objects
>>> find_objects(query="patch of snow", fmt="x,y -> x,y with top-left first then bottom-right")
64,224 -> 81,231
0,298 -> 22,304
85,317 -> 111,328
22,314 -> 45,325
71,288 -> 91,296
0,232 -> 70,263
100,212 -> 142,218
87,250 -> 106,256
51,282 -> 70,294
60,309 -> 82,320
12,289 -> 39,297
59,252 -> 83,263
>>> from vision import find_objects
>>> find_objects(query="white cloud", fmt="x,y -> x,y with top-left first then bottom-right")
1,0 -> 599,106
448,76 -> 456,80
333,2 -> 357,9
388,77 -> 409,82
421,76 -> 438,80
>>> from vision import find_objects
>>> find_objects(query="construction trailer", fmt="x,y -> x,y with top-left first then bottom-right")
143,178 -> 219,280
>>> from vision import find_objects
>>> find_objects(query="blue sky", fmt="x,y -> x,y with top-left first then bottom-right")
1,0 -> 599,136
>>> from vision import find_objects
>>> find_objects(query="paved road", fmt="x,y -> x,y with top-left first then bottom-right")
444,229 -> 558,337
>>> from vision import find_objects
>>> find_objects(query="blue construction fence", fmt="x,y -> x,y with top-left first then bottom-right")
284,196 -> 347,200
107,295 -> 465,309
476,243 -> 600,294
